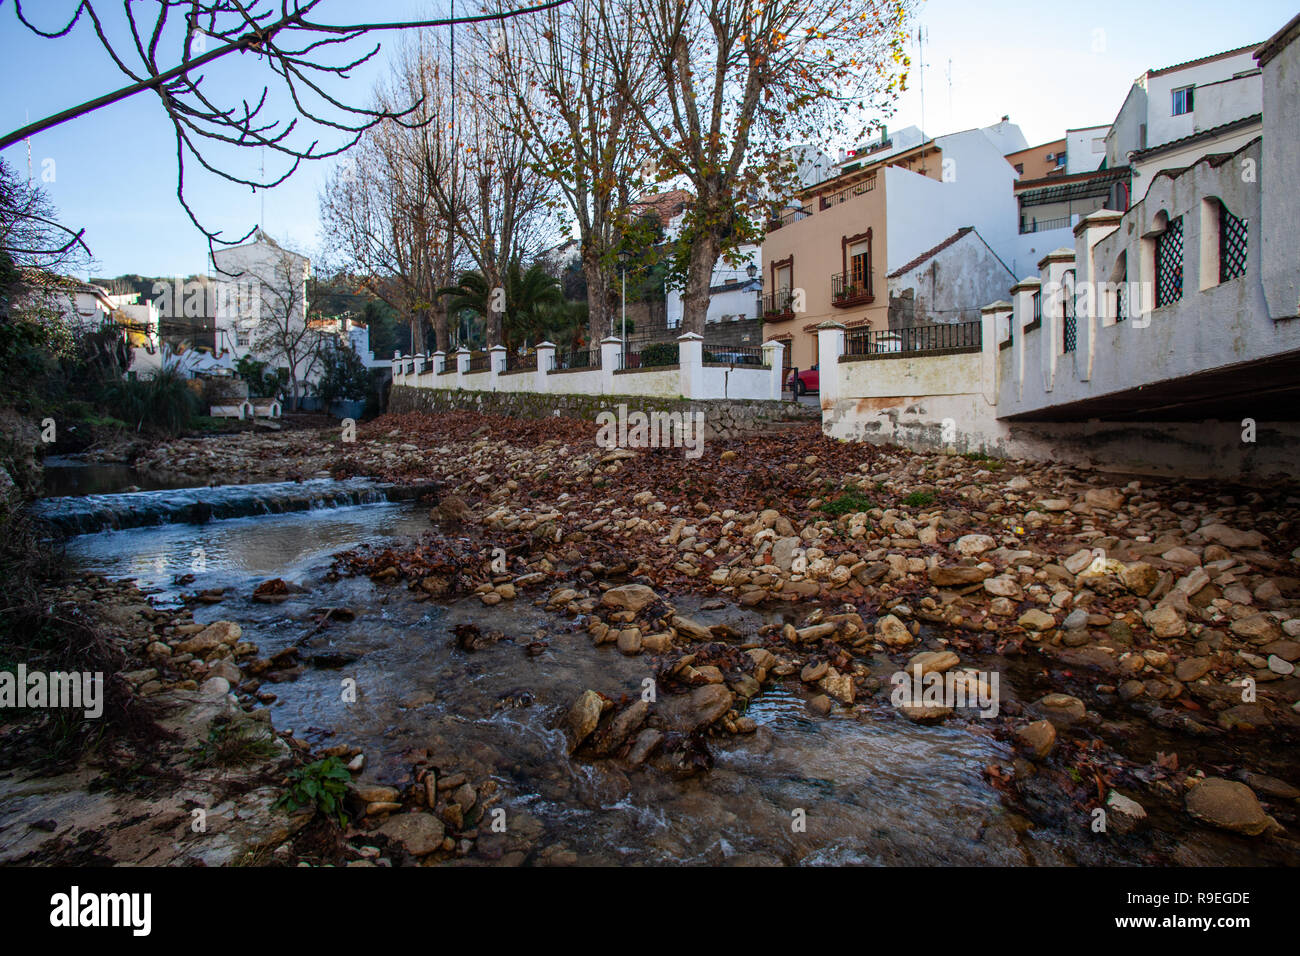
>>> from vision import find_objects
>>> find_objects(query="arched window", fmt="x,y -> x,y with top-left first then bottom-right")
1154,215 -> 1184,307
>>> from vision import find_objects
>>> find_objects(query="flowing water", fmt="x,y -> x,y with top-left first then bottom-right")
42,477 -> 1271,866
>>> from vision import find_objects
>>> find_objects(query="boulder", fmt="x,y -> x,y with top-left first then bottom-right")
1185,778 -> 1273,836
600,584 -> 659,614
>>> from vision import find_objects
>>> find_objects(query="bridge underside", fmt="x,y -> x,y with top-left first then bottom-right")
999,350 -> 1300,422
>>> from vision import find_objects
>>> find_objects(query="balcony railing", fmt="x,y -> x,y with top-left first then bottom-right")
818,174 -> 877,210
760,289 -> 795,320
845,321 -> 982,357
551,348 -> 600,371
831,272 -> 873,307
765,208 -> 812,232
1019,216 -> 1071,234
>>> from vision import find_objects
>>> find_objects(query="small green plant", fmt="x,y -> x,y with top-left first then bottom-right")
819,485 -> 875,517
274,756 -> 352,825
902,490 -> 936,507
189,719 -> 280,769
638,342 -> 679,367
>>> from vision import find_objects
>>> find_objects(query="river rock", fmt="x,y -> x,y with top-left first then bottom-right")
984,575 -> 1023,599
1105,790 -> 1148,834
1230,614 -> 1282,643
625,728 -> 663,767
1174,657 -> 1212,682
671,615 -> 712,642
953,534 -> 995,556
663,684 -> 734,732
928,565 -> 990,586
1084,488 -> 1125,511
1199,524 -> 1264,550
600,584 -> 659,613
1120,562 -> 1160,596
1018,609 -> 1056,631
906,650 -> 960,675
565,689 -> 610,753
1016,720 -> 1056,759
177,620 -> 241,655
876,614 -> 913,647
1185,778 -> 1272,836
1144,605 -> 1187,638
378,812 -> 446,856
1033,693 -> 1087,727
617,628 -> 643,655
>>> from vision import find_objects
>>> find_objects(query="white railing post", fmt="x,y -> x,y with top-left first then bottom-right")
599,335 -> 622,394
454,347 -> 469,391
535,341 -> 556,394
431,350 -> 447,389
816,321 -> 846,406
762,339 -> 785,400
677,332 -> 704,399
488,345 -> 506,392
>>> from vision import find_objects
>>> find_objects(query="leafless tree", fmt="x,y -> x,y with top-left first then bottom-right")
490,0 -> 659,345
2,0 -> 573,252
319,37 -> 462,355
0,158 -> 91,274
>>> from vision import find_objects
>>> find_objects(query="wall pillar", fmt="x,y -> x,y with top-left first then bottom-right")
762,339 -> 785,401
454,347 -> 469,391
816,321 -> 846,407
488,345 -> 506,392
535,341 -> 555,394
431,350 -> 447,389
599,336 -> 622,395
676,332 -> 704,399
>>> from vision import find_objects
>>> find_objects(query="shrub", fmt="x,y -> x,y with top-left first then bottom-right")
819,485 -> 875,517
274,756 -> 352,826
902,490 -> 936,507
100,365 -> 199,436
639,342 -> 679,367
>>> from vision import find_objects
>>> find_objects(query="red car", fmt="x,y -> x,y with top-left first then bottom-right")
785,364 -> 819,395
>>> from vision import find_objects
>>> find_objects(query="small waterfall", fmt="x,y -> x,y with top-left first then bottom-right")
31,478 -> 437,536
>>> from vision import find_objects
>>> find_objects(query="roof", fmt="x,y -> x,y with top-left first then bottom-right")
1149,41 -> 1260,77
708,277 -> 761,295
1129,113 -> 1262,163
887,227 -> 974,279
1148,136 -> 1261,189
630,189 -> 692,222
16,268 -> 113,302
1016,166 -> 1130,207
1006,138 -> 1066,159
1256,12 -> 1300,66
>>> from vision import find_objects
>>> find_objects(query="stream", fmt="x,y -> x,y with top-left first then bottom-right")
38,468 -> 1276,865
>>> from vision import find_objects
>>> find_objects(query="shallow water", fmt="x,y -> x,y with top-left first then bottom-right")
58,492 -> 1277,865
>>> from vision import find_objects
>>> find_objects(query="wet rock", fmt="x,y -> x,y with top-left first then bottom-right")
176,620 -> 241,655
600,584 -> 659,613
800,661 -> 829,683
1236,771 -> 1300,801
818,669 -> 855,704
671,615 -> 712,642
625,728 -> 663,768
378,812 -> 446,856
565,689 -> 611,753
1105,790 -> 1148,834
617,628 -> 643,656
1016,720 -> 1056,759
807,694 -> 833,716
1185,778 -> 1272,836
906,650 -> 960,675
663,684 -> 734,732
1174,657 -> 1213,682
1033,693 -> 1087,728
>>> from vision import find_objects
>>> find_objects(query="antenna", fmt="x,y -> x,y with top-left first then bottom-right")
917,26 -> 926,138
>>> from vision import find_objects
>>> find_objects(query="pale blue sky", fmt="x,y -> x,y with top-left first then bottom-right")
1,0 -> 1293,279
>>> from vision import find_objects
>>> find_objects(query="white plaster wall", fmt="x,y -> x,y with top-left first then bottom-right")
1065,127 -> 1108,175
1259,26 -> 1300,321
609,368 -> 682,397
1131,122 -> 1262,200
699,365 -> 771,401
1144,51 -> 1258,150
544,369 -> 605,395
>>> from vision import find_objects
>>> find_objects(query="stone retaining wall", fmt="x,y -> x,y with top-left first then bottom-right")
388,386 -> 818,441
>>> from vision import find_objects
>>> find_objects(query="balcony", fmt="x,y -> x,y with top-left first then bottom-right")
831,272 -> 873,308
765,208 -> 812,233
1019,216 -> 1072,234
759,289 -> 795,321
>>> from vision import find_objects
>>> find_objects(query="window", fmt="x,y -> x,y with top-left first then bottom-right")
1062,270 -> 1076,354
1014,163 -> 1024,175
1032,290 -> 1042,324
849,239 -> 870,292
1171,86 -> 1194,116
1114,257 -> 1128,323
1155,216 -> 1184,307
1219,202 -> 1248,282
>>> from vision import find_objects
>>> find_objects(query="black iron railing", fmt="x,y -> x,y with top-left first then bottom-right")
1019,216 -> 1071,234
845,321 -> 981,356
704,345 -> 768,367
766,208 -> 812,231
618,341 -> 678,370
551,349 -> 599,371
818,175 -> 876,210
466,352 -> 491,373
831,271 -> 872,305
505,351 -> 537,372
760,289 -> 795,318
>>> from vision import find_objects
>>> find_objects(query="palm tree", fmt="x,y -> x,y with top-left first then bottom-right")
439,261 -> 567,354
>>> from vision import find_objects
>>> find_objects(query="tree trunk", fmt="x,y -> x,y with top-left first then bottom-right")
484,264 -> 505,347
409,313 -> 427,355
680,234 -> 719,335
582,250 -> 610,346
432,302 -> 449,354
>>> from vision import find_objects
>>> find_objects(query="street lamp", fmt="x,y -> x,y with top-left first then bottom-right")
746,263 -> 757,279
618,249 -> 629,369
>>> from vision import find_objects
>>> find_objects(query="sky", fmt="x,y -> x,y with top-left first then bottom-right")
0,0 -> 1293,280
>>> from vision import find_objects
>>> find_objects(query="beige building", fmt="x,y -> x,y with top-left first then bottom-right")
761,121 -> 1027,376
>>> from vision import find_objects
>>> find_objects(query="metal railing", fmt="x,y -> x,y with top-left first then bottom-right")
551,349 -> 599,371
504,351 -> 537,372
1019,217 -> 1071,234
832,271 -> 872,305
704,345 -> 768,367
617,341 -> 678,370
465,352 -> 491,373
766,207 -> 812,231
845,321 -> 982,356
760,289 -> 795,318
818,175 -> 877,210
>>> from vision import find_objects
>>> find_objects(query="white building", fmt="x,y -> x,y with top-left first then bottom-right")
1105,42 -> 1263,200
